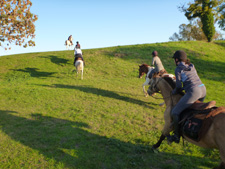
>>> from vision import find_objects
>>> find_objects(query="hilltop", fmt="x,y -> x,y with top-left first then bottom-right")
0,41 -> 224,168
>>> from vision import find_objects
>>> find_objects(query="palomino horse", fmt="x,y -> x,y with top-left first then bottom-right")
65,40 -> 73,49
147,75 -> 225,169
74,58 -> 84,80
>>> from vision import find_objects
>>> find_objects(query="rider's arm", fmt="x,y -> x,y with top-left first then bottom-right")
172,68 -> 183,95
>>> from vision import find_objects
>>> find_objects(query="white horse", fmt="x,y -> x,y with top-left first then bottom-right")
74,58 -> 84,80
65,40 -> 73,49
138,64 -> 155,97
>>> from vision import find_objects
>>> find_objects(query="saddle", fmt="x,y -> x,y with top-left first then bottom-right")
158,69 -> 168,76
178,101 -> 225,141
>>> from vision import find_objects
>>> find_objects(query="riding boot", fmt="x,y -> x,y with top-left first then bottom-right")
168,114 -> 180,143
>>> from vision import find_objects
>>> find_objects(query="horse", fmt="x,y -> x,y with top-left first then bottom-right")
147,75 -> 225,169
138,64 -> 155,97
74,58 -> 84,80
65,40 -> 73,49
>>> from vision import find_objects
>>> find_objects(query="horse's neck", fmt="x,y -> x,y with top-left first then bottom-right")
158,79 -> 180,108
146,66 -> 153,74
147,66 -> 152,72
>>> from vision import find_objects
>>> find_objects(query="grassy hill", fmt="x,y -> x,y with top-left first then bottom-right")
0,41 -> 224,169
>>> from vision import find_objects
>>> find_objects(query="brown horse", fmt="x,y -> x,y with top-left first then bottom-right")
147,75 -> 225,169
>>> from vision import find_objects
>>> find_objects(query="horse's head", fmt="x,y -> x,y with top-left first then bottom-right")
147,73 -> 161,95
138,64 -> 150,78
147,74 -> 176,96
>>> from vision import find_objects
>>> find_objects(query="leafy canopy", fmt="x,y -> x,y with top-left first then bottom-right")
0,0 -> 38,50
169,19 -> 223,41
180,0 -> 225,42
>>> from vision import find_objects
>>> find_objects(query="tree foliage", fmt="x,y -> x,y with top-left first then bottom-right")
0,0 -> 38,50
217,3 -> 225,30
169,20 -> 223,41
180,0 -> 225,42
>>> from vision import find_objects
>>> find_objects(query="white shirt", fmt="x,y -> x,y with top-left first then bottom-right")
74,48 -> 82,55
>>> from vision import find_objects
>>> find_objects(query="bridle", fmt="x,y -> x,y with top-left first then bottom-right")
148,77 -> 173,101
148,78 -> 161,94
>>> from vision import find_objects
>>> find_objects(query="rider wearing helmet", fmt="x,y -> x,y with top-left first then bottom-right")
75,41 -> 81,49
169,50 -> 206,143
74,42 -> 85,65
151,50 -> 166,76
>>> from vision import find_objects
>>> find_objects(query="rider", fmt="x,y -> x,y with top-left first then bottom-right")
149,50 -> 166,78
75,41 -> 81,49
169,50 -> 206,143
74,43 -> 85,65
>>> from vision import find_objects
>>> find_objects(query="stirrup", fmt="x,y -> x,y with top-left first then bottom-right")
167,134 -> 180,143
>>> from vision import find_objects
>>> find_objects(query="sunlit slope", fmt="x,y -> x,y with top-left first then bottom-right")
0,41 -> 224,169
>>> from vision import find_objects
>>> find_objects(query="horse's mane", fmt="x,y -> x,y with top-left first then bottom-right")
141,63 -> 150,67
162,76 -> 185,96
162,76 -> 176,89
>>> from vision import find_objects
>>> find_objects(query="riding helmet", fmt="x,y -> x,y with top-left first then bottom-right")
152,51 -> 158,56
172,50 -> 187,61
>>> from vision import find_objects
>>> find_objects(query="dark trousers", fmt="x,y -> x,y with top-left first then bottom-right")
74,54 -> 84,65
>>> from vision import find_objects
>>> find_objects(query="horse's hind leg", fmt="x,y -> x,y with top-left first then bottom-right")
81,69 -> 83,80
214,114 -> 225,169
213,162 -> 225,169
219,162 -> 225,169
217,148 -> 225,169
76,69 -> 78,77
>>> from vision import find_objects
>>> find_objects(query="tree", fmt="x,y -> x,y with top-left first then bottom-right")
169,20 -> 223,41
180,0 -> 224,42
0,0 -> 38,50
217,3 -> 225,30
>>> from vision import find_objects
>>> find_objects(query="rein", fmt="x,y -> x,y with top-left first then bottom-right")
150,78 -> 174,102
150,91 -> 172,100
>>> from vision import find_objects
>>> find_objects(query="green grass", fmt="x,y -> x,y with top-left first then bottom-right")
0,41 -> 224,169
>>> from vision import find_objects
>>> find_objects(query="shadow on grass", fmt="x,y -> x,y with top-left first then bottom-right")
0,110 -> 218,169
41,84 -> 157,108
214,41 -> 225,49
11,67 -> 56,78
40,55 -> 70,66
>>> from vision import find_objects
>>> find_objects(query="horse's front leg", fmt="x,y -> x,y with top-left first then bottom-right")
142,78 -> 150,97
152,134 -> 166,149
81,69 -> 83,80
152,109 -> 173,149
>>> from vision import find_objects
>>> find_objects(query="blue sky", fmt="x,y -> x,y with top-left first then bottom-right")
1,0 -> 195,56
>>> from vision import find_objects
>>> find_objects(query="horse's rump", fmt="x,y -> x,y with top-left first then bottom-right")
75,60 -> 83,67
181,106 -> 225,141
75,60 -> 83,72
